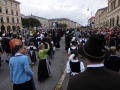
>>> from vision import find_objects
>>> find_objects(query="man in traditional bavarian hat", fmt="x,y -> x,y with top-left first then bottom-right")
67,34 -> 120,90
1,33 -> 11,63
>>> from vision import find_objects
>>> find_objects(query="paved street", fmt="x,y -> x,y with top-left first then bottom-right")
0,37 -> 68,90
0,36 -> 87,90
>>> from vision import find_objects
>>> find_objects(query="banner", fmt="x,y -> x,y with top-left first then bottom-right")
52,22 -> 58,27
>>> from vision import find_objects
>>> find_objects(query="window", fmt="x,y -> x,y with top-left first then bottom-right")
119,0 -> 120,5
11,10 -> 13,15
111,3 -> 113,10
6,9 -> 8,14
0,7 -> 2,13
10,2 -> 12,6
12,18 -> 14,23
4,0 -> 7,5
15,4 -> 17,8
7,17 -> 9,23
16,11 -> 18,16
113,1 -> 116,9
17,19 -> 19,23
1,17 -> 3,22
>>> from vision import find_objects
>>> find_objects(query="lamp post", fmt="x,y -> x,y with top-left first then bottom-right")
0,16 -> 2,31
87,5 -> 92,28
29,12 -> 32,30
88,5 -> 92,18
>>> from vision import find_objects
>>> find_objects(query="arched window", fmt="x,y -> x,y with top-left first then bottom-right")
117,16 -> 119,25
12,26 -> 16,30
15,4 -> 17,8
113,18 -> 115,26
17,26 -> 20,30
7,26 -> 11,30
0,7 -> 2,13
110,19 -> 111,26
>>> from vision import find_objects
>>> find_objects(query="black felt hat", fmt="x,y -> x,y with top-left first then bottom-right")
78,34 -> 109,60
71,41 -> 77,45
44,33 -> 49,37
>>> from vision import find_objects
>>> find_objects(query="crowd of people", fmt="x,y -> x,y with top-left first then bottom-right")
63,27 -> 120,90
0,27 -> 120,90
0,28 -> 64,90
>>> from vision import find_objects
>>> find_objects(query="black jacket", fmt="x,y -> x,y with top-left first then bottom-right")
67,67 -> 120,90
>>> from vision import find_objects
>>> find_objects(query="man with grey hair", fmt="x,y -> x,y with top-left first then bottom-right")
74,29 -> 81,40
104,46 -> 120,72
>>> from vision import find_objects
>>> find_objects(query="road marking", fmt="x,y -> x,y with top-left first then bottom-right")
55,68 -> 67,90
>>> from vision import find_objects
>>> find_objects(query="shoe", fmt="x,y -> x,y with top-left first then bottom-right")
6,60 -> 9,64
49,62 -> 51,65
31,63 -> 35,66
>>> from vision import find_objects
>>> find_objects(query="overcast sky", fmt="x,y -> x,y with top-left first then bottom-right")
17,0 -> 108,25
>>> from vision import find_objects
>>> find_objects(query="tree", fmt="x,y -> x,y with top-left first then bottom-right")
21,17 -> 41,28
58,23 -> 67,28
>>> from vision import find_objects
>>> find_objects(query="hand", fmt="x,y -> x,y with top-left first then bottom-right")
45,42 -> 49,45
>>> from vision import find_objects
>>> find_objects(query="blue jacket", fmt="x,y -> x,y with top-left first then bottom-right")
9,53 -> 34,84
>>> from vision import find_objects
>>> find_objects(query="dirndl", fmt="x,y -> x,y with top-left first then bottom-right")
38,58 -> 51,82
13,78 -> 36,90
29,51 -> 37,63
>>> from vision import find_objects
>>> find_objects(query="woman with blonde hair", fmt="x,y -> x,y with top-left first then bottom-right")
37,42 -> 51,82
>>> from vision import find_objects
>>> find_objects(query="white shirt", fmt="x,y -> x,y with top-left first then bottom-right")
40,34 -> 44,40
0,37 -> 2,40
27,46 -> 37,55
27,46 -> 37,50
66,59 -> 85,73
51,41 -> 54,44
87,64 -> 104,68
68,46 -> 78,55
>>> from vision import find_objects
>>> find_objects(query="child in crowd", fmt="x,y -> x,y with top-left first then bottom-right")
68,41 -> 78,56
27,42 -> 37,66
23,46 -> 27,55
66,51 -> 85,76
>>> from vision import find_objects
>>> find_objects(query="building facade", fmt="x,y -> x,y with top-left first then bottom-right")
0,0 -> 22,31
48,18 -> 81,29
88,16 -> 95,28
95,7 -> 107,28
107,0 -> 120,27
25,15 -> 49,29
95,0 -> 120,28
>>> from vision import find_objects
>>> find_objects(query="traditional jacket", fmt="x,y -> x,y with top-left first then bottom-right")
37,46 -> 50,59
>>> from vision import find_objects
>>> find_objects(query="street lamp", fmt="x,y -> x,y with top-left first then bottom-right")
87,5 -> 93,28
0,16 -> 2,31
87,5 -> 92,18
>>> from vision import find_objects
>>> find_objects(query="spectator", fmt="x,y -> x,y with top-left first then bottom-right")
67,34 -> 120,90
104,46 -> 120,72
9,44 -> 35,90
